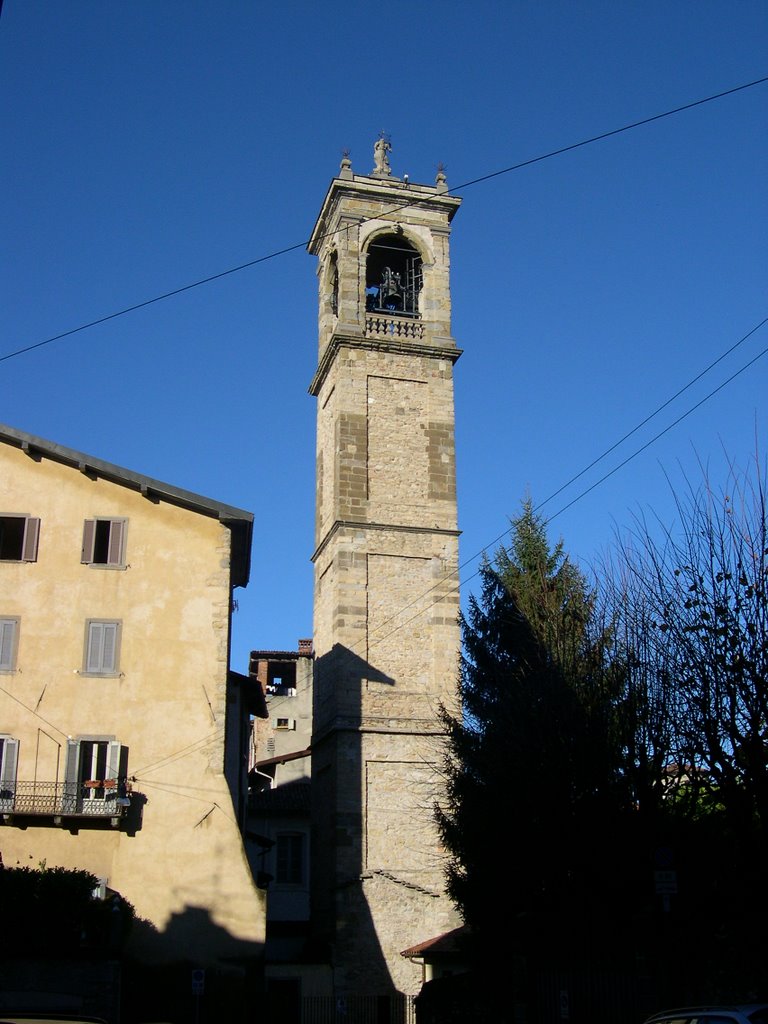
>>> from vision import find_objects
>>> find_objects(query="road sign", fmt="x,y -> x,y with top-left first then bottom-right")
654,869 -> 678,894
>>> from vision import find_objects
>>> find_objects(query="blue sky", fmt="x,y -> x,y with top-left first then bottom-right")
2,2 -> 766,672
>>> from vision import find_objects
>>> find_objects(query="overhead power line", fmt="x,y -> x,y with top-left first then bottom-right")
367,317 -> 768,650
7,321 -> 764,775
1,80 -> 765,773
368,335 -> 768,654
2,74 -> 766,366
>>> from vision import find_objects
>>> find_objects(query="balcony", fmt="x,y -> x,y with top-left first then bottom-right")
0,779 -> 133,827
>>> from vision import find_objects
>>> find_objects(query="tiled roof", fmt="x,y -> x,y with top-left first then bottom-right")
255,747 -> 311,769
401,925 -> 469,959
0,422 -> 253,586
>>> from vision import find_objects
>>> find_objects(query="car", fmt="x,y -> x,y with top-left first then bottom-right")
644,1006 -> 768,1024
0,1016 -> 108,1024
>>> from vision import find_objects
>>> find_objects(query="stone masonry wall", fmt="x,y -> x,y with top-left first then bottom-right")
310,169 -> 463,997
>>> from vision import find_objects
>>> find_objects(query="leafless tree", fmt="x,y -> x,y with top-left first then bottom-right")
604,454 -> 768,831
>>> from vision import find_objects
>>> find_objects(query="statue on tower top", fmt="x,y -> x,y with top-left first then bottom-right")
372,133 -> 392,177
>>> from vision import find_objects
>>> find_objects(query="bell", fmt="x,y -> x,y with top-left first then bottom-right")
380,267 -> 402,303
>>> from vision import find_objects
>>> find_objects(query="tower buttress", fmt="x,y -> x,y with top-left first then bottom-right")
308,141 -> 462,997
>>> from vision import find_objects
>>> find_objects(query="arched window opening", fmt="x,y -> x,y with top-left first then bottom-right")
365,233 -> 422,318
327,251 -> 339,316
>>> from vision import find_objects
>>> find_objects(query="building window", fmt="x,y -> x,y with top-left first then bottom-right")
275,718 -> 296,730
0,735 -> 19,811
0,618 -> 19,672
328,250 -> 339,316
276,832 -> 305,885
64,738 -> 125,814
83,620 -> 121,675
81,519 -> 127,568
0,515 -> 40,562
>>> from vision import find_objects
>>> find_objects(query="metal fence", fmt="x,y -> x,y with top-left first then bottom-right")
297,994 -> 416,1024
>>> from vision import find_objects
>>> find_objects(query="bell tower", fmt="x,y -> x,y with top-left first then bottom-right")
308,139 -> 462,998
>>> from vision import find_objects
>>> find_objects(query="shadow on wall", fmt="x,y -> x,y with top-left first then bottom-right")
0,903 -> 264,1024
311,643 -> 399,995
124,906 -> 264,1024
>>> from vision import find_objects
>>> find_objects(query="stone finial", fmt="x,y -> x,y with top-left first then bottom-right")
339,148 -> 353,180
435,162 -> 448,192
372,133 -> 392,177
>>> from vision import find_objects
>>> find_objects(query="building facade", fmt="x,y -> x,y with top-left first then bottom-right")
248,643 -> 314,969
0,423 -> 266,972
250,641 -> 313,785
307,141 -> 463,997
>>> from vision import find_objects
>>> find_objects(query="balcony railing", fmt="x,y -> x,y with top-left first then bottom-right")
0,780 -> 132,822
365,313 -> 425,341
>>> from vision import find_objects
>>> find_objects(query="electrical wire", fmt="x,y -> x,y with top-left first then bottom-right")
2,75 -> 766,366
365,316 -> 768,645
535,317 -> 768,514
2,80 -> 766,774
4,333 -> 763,776
367,334 -> 768,653
0,683 -> 70,739
546,341 -> 768,524
134,778 -> 238,824
130,726 -> 225,777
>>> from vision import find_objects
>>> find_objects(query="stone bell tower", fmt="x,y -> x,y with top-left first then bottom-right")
308,139 -> 462,998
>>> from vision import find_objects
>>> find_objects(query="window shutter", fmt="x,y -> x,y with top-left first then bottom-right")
101,623 -> 118,672
0,737 -> 19,790
22,518 -> 40,562
81,520 -> 96,563
0,620 -> 16,670
276,833 -> 304,884
106,741 -> 121,782
64,740 -> 79,784
63,739 -> 80,811
107,520 -> 125,566
85,622 -> 119,673
86,622 -> 104,672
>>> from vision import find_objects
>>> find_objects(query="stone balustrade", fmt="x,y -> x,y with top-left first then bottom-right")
365,314 -> 425,340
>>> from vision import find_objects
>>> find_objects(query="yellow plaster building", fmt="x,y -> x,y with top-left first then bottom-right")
0,423 -> 266,967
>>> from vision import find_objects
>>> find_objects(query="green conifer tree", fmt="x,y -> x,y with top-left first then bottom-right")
438,501 -> 629,976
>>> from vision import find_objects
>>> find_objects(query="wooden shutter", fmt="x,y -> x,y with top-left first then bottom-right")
86,622 -> 104,672
81,520 -> 96,563
0,737 -> 19,791
101,622 -> 118,672
106,741 -> 122,782
22,518 -> 40,561
277,833 -> 304,884
107,520 -> 125,566
86,621 -> 119,673
63,739 -> 80,811
0,619 -> 17,671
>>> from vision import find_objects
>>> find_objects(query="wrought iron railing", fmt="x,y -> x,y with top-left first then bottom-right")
299,994 -> 416,1024
0,780 -> 132,818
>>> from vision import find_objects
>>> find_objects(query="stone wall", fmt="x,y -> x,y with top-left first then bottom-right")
309,165 -> 463,997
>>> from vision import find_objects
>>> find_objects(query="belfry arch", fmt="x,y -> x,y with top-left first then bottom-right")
364,230 -> 423,317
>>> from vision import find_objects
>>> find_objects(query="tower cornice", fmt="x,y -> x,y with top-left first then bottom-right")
308,175 -> 461,256
311,518 -> 461,565
308,333 -> 462,397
